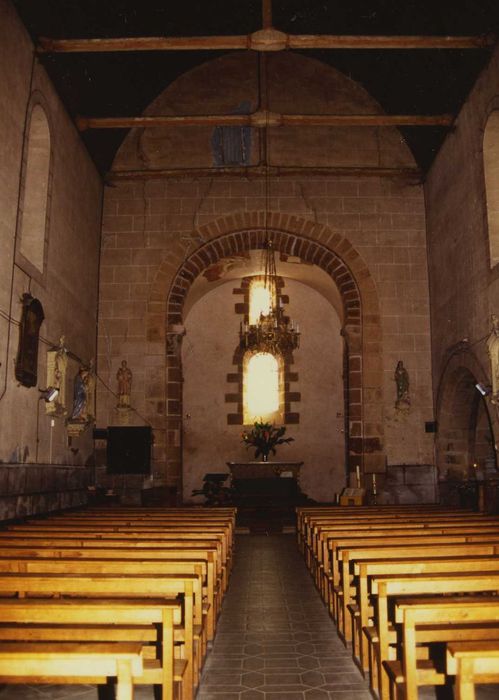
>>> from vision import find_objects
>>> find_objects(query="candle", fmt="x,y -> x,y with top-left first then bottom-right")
355,465 -> 360,488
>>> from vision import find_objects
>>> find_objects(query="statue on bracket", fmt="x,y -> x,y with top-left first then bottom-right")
394,360 -> 410,410
487,314 -> 499,399
116,359 -> 133,408
67,361 -> 95,435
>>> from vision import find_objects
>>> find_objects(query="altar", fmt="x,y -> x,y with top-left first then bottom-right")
227,461 -> 304,509
227,461 -> 303,481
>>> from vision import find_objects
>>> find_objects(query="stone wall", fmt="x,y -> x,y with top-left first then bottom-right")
0,1 -> 103,474
96,51 -> 434,496
0,464 -> 89,521
425,44 -> 499,476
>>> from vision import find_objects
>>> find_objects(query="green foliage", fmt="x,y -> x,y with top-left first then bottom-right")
241,420 -> 294,460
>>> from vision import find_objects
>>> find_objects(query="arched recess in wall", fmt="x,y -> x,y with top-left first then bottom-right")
435,347 -> 498,477
484,110 -> 499,268
17,101 -> 52,275
150,213 -> 384,491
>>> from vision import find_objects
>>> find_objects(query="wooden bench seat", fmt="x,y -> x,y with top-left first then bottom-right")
389,597 -> 499,700
0,641 -> 143,700
0,543 -> 221,639
446,639 -> 499,700
0,556 -> 207,679
347,555 -> 499,671
0,598 -> 184,699
0,534 -> 230,591
372,578 -> 499,700
325,532 -> 499,610
0,573 -> 196,700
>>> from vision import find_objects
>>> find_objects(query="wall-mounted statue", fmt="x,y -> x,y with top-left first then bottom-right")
15,293 -> 44,388
69,363 -> 95,423
395,360 -> 410,409
116,359 -> 132,408
487,313 -> 499,398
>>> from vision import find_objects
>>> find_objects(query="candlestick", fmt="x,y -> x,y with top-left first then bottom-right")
372,473 -> 377,495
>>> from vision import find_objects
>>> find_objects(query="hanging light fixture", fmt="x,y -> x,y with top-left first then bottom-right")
240,240 -> 300,354
239,48 -> 300,355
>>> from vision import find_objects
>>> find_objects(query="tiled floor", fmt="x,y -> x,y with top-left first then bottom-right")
197,534 -> 371,700
0,534 -> 498,699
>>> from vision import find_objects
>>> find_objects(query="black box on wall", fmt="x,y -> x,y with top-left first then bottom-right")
107,426 -> 152,474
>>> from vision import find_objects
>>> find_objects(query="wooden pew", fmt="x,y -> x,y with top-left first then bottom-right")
326,532 -> 499,620
0,641 -> 143,700
392,596 -> 499,700
0,535 -> 226,603
0,556 -> 207,679
0,596 -> 182,699
349,554 -> 499,674
446,640 -> 499,700
372,575 -> 499,700
0,572 -> 196,700
0,543 -> 220,640
0,533 -> 230,591
336,542 -> 499,624
297,506 -> 475,556
317,521 -> 499,594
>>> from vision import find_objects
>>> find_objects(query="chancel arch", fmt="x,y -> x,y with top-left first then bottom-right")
149,214 -> 384,496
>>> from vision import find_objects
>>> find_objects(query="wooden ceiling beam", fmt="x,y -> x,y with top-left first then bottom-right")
76,112 -> 454,131
37,32 -> 494,54
106,165 -> 423,182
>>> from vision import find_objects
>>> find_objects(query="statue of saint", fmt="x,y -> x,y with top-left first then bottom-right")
70,366 -> 90,421
116,359 -> 133,408
395,360 -> 410,408
487,314 -> 499,398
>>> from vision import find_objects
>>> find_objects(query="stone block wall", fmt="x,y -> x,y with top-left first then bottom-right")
97,174 -> 434,493
0,1 -> 102,472
425,44 -> 499,476
93,49 -> 435,498
0,464 -> 89,521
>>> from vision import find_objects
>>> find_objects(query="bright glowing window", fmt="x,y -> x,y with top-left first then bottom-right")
249,280 -> 272,324
244,352 -> 280,423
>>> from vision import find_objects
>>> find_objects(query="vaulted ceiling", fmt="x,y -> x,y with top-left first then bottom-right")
12,0 -> 499,173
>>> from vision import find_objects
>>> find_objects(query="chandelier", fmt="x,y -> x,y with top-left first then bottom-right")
239,240 -> 300,355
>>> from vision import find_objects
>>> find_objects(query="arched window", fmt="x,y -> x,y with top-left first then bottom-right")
19,104 -> 51,272
243,352 -> 281,424
484,111 -> 499,268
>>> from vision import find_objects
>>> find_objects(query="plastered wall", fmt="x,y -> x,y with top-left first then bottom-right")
182,278 -> 345,503
0,1 -> 103,488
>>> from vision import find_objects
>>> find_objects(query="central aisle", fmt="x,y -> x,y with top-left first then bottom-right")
197,534 -> 371,699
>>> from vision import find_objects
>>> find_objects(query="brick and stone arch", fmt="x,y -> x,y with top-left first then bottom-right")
435,344 -> 499,477
146,211 -> 384,488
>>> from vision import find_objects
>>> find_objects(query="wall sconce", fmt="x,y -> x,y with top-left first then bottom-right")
475,383 -> 491,396
39,386 -> 59,403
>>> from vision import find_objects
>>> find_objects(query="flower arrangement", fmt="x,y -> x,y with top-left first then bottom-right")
242,420 -> 294,461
